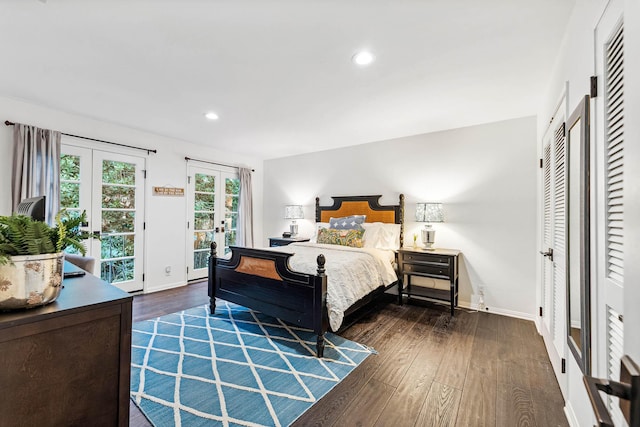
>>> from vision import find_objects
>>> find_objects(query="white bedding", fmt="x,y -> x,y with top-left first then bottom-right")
269,242 -> 398,331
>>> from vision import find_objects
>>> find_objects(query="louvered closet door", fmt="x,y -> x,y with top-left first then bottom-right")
542,141 -> 553,335
595,3 -> 625,425
552,123 -> 567,359
539,109 -> 567,397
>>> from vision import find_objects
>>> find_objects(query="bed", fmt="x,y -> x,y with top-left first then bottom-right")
208,194 -> 404,357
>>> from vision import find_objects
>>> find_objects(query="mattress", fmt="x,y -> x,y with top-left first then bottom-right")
269,242 -> 397,331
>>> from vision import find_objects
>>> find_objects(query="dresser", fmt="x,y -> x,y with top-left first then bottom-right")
398,248 -> 460,316
0,265 -> 133,426
269,236 -> 310,247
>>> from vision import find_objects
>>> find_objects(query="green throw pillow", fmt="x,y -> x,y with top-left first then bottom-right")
317,228 -> 364,248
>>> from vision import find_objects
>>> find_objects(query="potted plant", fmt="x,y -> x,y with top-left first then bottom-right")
0,210 -> 91,310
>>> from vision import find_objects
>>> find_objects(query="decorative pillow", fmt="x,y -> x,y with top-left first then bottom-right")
362,222 -> 401,250
329,215 -> 366,230
317,227 -> 364,248
310,222 -> 330,243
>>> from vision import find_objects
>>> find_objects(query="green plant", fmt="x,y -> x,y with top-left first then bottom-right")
53,210 -> 93,254
0,210 -> 92,265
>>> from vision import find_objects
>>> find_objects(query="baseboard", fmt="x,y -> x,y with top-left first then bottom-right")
458,300 -> 534,321
564,401 -> 579,427
144,280 -> 187,294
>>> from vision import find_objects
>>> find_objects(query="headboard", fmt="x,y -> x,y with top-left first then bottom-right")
315,194 -> 405,247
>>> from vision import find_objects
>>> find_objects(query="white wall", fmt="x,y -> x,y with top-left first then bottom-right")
538,0 -> 640,425
263,116 -> 538,318
0,95 -> 264,293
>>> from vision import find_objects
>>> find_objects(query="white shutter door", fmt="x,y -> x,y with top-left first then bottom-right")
604,20 -> 625,423
606,306 -> 625,425
552,123 -> 567,354
605,22 -> 624,287
538,110 -> 567,397
542,142 -> 552,333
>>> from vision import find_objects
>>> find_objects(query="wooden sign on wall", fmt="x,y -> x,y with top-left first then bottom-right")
153,186 -> 185,197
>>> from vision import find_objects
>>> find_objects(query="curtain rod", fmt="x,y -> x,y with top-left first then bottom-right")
4,120 -> 157,155
185,156 -> 255,172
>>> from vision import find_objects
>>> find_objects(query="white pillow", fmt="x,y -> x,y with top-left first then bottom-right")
362,222 -> 401,250
310,222 -> 330,243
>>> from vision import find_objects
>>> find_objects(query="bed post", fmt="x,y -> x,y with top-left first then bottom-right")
399,193 -> 405,248
316,253 -> 327,357
208,242 -> 217,314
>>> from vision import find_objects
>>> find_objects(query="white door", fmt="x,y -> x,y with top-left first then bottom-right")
594,2 -> 625,424
186,165 -> 239,281
92,151 -> 146,292
60,145 -> 92,226
60,144 -> 146,292
539,105 -> 568,397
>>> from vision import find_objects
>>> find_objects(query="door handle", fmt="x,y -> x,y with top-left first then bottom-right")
584,355 -> 639,427
539,248 -> 553,262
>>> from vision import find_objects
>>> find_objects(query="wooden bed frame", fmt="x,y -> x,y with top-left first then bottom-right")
208,194 -> 404,357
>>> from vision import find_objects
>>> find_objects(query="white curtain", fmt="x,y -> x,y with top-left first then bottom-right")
11,123 -> 61,224
237,167 -> 254,247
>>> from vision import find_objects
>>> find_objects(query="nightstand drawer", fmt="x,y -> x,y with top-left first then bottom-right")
402,262 -> 450,278
402,253 -> 451,265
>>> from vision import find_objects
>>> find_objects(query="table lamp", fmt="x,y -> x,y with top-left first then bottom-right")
416,202 -> 444,250
284,205 -> 304,236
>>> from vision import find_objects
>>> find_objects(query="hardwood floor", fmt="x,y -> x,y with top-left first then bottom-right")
129,282 -> 568,427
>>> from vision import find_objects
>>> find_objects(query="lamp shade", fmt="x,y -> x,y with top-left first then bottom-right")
284,205 -> 304,220
416,203 -> 444,223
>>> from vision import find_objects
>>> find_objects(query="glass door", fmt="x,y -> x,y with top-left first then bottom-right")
60,144 -> 146,293
60,145 -> 92,234
92,152 -> 146,292
186,165 -> 239,281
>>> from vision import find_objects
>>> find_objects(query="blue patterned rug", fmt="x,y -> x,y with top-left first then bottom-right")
130,301 -> 375,427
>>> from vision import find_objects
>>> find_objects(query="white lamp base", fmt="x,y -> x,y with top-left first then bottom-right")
421,225 -> 436,250
289,222 -> 299,237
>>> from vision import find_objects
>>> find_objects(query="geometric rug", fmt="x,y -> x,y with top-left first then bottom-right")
130,301 -> 375,427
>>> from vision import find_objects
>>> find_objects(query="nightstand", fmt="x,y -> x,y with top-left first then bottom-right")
268,236 -> 311,247
398,247 -> 460,316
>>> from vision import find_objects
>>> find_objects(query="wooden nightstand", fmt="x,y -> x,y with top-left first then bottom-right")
398,247 -> 461,316
268,236 -> 311,247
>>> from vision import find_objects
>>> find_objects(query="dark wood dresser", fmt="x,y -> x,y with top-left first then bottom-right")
398,247 -> 460,316
0,267 -> 133,426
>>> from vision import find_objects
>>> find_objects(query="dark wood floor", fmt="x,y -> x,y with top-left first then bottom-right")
130,281 -> 568,427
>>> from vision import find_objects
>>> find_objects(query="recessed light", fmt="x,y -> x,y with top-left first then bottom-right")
204,111 -> 219,120
352,51 -> 375,66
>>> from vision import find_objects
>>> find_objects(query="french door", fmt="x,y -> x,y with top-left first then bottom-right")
60,144 -> 146,292
186,165 -> 239,281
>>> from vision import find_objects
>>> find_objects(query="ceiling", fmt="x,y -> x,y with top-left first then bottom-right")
0,0 -> 575,160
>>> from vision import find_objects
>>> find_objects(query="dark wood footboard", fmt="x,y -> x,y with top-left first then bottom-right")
208,242 -> 329,357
